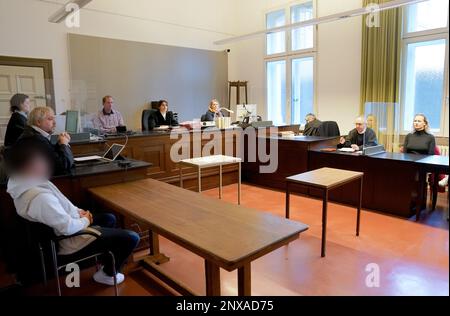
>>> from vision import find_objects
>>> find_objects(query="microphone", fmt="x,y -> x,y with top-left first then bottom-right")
218,108 -> 234,114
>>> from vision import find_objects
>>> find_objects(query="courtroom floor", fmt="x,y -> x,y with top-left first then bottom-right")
6,184 -> 449,296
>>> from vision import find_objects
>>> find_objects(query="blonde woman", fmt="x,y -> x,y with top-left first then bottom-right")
400,114 -> 436,155
202,99 -> 224,122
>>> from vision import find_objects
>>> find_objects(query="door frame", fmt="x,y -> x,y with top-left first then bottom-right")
0,55 -> 56,110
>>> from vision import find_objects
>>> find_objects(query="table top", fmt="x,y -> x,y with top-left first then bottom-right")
415,155 -> 449,172
180,155 -> 242,168
59,159 -> 151,178
286,167 -> 364,189
88,178 -> 308,271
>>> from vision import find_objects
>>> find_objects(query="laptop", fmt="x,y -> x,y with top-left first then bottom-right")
74,143 -> 125,163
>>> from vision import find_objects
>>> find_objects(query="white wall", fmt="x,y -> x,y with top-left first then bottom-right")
0,0 -> 236,115
228,0 -> 363,133
1,0 -> 363,133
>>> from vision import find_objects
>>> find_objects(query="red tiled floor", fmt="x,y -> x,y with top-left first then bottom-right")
8,183 -> 449,296
153,184 -> 448,296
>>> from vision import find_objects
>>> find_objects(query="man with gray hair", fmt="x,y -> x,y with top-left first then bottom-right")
14,106 -> 74,175
338,116 -> 378,151
303,113 -> 322,136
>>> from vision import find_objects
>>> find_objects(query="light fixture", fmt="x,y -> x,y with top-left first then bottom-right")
214,0 -> 428,45
48,0 -> 93,23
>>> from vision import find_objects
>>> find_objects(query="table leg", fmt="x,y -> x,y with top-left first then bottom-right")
148,231 -> 169,265
198,167 -> 202,193
416,170 -> 426,222
321,189 -> 329,258
219,164 -> 223,199
179,164 -> 183,188
238,162 -> 241,205
205,260 -> 221,296
357,176 -> 363,237
238,263 -> 251,296
285,182 -> 290,219
432,173 -> 439,211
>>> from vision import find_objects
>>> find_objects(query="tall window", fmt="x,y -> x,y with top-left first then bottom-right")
266,1 -> 316,126
401,0 -> 449,135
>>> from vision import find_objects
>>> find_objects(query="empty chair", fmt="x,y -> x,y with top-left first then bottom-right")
141,109 -> 157,131
317,121 -> 341,137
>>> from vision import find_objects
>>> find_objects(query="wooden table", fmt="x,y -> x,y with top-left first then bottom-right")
88,178 -> 308,296
285,167 -> 363,258
179,155 -> 242,205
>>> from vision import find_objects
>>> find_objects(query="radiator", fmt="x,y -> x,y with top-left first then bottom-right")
438,145 -> 449,157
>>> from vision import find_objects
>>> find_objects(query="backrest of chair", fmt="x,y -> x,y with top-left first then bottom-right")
318,121 -> 341,137
141,109 -> 157,131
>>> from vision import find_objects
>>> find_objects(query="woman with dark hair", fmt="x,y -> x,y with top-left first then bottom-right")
4,94 -> 30,146
150,100 -> 178,127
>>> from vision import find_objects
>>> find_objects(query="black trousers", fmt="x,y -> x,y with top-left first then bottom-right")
59,213 -> 140,276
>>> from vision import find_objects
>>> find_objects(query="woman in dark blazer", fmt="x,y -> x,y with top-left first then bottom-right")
4,94 -> 30,147
151,100 -> 178,127
202,99 -> 223,122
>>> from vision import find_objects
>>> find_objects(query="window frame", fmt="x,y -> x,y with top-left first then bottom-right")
264,0 -> 318,126
400,3 -> 449,137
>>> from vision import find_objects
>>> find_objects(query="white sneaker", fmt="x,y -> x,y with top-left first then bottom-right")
93,268 -> 125,286
439,176 -> 448,188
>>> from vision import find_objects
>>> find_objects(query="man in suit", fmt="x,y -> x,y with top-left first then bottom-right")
15,106 -> 74,176
303,113 -> 322,136
149,100 -> 178,128
338,116 -> 378,151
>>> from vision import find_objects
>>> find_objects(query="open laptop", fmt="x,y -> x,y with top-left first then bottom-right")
74,143 -> 125,163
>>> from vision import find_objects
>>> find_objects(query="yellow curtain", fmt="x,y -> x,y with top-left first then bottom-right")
360,0 -> 403,152
360,0 -> 403,112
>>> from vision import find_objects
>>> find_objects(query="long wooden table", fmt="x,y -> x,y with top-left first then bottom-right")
88,178 -> 309,296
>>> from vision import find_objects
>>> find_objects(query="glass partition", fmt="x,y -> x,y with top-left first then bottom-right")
364,102 -> 401,153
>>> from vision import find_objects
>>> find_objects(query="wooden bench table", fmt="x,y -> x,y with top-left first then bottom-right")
88,178 -> 308,296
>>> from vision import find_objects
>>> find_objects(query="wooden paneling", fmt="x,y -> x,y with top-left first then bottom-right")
72,130 -> 241,191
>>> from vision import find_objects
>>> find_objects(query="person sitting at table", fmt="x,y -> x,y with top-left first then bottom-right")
303,113 -> 322,136
4,94 -> 31,147
400,114 -> 436,155
202,99 -> 224,122
338,116 -> 378,151
15,106 -> 74,176
150,100 -> 178,127
5,141 -> 140,286
92,96 -> 125,134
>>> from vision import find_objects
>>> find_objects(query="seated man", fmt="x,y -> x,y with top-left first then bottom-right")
16,106 -> 74,176
92,96 -> 125,134
5,141 -> 139,286
338,116 -> 378,151
303,113 -> 322,136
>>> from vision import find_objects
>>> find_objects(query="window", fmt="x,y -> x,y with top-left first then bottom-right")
401,0 -> 449,135
291,57 -> 314,124
266,10 -> 286,55
266,1 -> 316,126
291,2 -> 314,51
267,60 -> 287,125
406,0 -> 449,33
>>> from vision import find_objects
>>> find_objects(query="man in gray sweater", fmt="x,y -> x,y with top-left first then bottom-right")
5,141 -> 139,287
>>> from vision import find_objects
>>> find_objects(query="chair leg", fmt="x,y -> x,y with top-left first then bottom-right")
50,241 -> 61,296
107,251 -> 118,296
38,243 -> 47,287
